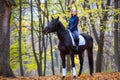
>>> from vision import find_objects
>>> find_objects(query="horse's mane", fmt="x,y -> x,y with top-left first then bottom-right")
57,20 -> 66,30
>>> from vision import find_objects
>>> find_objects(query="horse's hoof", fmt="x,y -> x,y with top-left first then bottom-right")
91,74 -> 94,77
62,76 -> 65,80
73,76 -> 77,79
78,73 -> 81,77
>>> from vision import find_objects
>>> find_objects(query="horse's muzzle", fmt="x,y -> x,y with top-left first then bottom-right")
42,27 -> 49,35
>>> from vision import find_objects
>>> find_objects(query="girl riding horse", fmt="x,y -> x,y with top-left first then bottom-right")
68,8 -> 79,51
43,17 -> 94,79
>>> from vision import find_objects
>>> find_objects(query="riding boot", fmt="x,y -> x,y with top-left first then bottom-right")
73,37 -> 79,52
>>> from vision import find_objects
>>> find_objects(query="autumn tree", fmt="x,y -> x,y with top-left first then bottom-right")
114,0 -> 120,71
8,0 -> 120,76
0,0 -> 15,77
19,0 -> 24,76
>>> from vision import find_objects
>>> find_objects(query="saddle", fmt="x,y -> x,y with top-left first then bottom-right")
68,30 -> 86,46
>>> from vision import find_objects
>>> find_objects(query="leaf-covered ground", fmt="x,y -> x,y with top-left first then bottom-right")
0,72 -> 120,80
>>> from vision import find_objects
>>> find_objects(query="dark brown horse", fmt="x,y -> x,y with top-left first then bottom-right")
43,17 -> 94,79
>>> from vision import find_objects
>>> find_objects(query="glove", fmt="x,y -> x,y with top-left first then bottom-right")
67,27 -> 70,29
67,27 -> 73,31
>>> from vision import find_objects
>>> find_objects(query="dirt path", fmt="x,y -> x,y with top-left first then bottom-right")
0,72 -> 120,80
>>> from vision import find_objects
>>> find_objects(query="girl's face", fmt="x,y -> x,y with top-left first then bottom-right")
71,10 -> 77,16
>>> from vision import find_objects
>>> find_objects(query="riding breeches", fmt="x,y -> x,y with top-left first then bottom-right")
71,30 -> 79,40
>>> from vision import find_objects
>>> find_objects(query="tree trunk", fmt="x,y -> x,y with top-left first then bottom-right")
118,1 -> 120,64
114,0 -> 120,71
18,0 -> 24,76
49,34 -> 55,75
96,0 -> 110,72
43,34 -> 47,76
30,0 -> 40,76
96,35 -> 104,72
0,0 -> 15,77
43,0 -> 48,76
35,0 -> 43,76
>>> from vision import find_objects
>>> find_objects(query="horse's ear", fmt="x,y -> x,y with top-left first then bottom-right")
56,16 -> 59,21
51,16 -> 54,20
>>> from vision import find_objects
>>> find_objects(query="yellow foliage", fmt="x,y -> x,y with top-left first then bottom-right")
94,43 -> 98,51
22,27 -> 27,32
22,20 -> 30,27
75,56 -> 79,64
46,45 -> 57,55
22,20 -> 26,26
40,3 -> 45,10
78,0 -> 84,3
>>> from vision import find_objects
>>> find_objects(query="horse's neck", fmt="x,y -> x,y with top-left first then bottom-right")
57,29 -> 66,39
56,25 -> 69,43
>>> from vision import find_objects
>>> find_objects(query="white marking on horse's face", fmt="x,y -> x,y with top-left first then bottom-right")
72,67 -> 76,76
62,68 -> 66,76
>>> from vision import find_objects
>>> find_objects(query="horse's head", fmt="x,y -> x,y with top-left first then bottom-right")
43,17 -> 59,35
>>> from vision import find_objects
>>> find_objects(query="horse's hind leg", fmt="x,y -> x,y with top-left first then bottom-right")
78,51 -> 84,76
87,48 -> 94,76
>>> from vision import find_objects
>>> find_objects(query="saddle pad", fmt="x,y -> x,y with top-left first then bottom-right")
68,30 -> 86,46
78,35 -> 86,46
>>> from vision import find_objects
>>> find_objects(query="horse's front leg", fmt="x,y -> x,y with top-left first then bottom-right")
60,53 -> 66,79
70,52 -> 77,79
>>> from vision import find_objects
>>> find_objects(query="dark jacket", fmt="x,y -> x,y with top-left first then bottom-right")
68,15 -> 79,32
